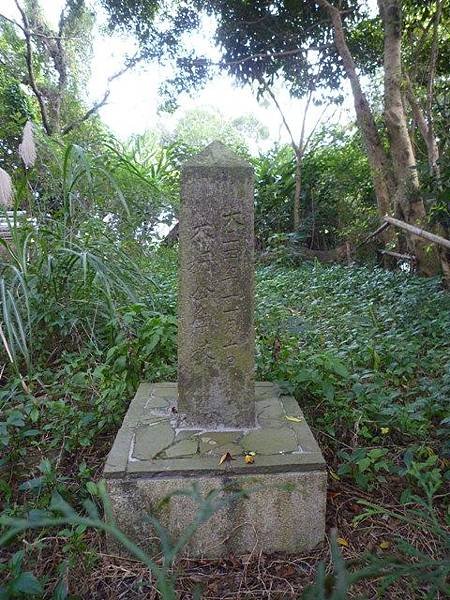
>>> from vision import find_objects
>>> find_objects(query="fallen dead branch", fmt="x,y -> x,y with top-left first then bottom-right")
384,215 -> 450,250
356,221 -> 390,249
379,250 -> 415,262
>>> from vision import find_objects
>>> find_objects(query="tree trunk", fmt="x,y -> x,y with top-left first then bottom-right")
405,82 -> 441,180
405,85 -> 450,286
379,0 -> 440,276
436,224 -> 450,288
293,153 -> 302,231
317,0 -> 396,248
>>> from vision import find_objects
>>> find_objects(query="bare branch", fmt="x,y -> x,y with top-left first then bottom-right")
61,55 -> 142,135
404,76 -> 429,142
265,87 -> 299,153
303,103 -> 333,152
0,12 -> 25,32
0,11 -> 74,40
298,88 -> 314,152
61,90 -> 110,135
384,215 -> 450,250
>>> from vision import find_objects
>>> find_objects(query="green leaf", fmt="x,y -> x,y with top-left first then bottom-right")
52,577 -> 68,600
19,477 -> 44,492
86,481 -> 98,496
11,572 -> 43,595
6,411 -> 25,427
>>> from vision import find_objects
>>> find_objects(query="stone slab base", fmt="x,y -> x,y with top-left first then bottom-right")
103,382 -> 327,557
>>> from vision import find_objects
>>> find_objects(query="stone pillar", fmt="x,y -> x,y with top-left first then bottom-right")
178,141 -> 255,428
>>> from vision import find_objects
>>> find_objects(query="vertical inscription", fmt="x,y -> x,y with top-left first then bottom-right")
221,210 -> 244,357
178,141 -> 255,428
189,222 -> 215,367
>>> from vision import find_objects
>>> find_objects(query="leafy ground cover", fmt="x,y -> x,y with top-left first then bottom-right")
1,247 -> 449,598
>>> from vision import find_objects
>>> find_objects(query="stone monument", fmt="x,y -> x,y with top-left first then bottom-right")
104,141 -> 326,557
178,143 -> 255,428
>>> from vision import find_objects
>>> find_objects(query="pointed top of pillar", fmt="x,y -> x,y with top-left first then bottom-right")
183,140 -> 253,171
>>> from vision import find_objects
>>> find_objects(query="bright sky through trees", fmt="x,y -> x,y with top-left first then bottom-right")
2,0 -> 365,148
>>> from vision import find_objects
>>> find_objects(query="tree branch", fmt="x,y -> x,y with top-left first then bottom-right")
404,76 -> 429,143
265,87 -> 299,153
303,103 -> 332,152
192,43 -> 333,71
298,87 -> 314,152
61,57 -> 142,136
13,0 -> 52,135
0,11 -> 75,40
384,215 -> 450,250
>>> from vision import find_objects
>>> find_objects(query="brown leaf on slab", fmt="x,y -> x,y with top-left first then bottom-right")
219,451 -> 233,465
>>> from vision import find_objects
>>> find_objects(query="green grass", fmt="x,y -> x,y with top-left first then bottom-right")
1,250 -> 449,598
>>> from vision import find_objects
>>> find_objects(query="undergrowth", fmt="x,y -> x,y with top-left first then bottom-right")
1,239 -> 449,597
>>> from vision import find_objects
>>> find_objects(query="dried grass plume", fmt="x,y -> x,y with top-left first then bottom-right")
0,168 -> 13,207
19,121 -> 37,169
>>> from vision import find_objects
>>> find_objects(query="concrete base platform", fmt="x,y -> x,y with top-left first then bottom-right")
103,382 -> 327,557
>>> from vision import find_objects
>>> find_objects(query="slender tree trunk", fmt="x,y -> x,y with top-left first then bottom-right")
317,0 -> 395,248
379,0 -> 440,276
403,0 -> 449,285
293,153 -> 303,231
425,0 -> 443,182
437,226 -> 450,288
405,82 -> 441,179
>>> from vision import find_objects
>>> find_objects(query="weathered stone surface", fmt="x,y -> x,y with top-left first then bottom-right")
178,141 -> 255,428
104,382 -> 326,477
133,420 -> 174,459
104,383 -> 327,556
165,439 -> 198,458
198,432 -> 243,457
106,470 -> 327,557
241,427 -> 298,454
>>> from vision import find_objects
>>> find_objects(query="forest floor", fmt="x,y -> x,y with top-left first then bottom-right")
1,255 -> 449,598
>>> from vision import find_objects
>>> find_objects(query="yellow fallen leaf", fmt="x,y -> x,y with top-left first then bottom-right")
244,454 -> 255,464
219,452 -> 233,465
380,427 -> 390,435
379,540 -> 391,550
286,416 -> 303,423
337,537 -> 349,547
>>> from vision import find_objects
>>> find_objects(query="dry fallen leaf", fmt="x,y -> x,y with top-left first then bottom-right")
329,469 -> 340,481
337,537 -> 349,548
219,452 -> 233,465
244,454 -> 255,464
286,415 -> 303,423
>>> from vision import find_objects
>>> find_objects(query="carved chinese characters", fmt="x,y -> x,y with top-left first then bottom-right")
178,142 -> 255,428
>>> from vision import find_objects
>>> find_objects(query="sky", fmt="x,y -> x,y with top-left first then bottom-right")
1,0 -> 361,151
